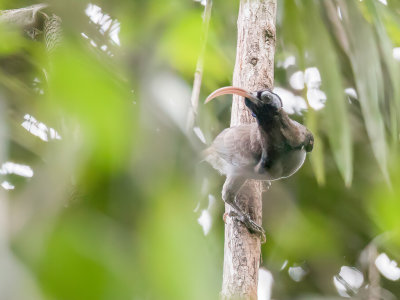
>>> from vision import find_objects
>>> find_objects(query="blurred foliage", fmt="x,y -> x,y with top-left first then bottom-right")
1,0 -> 400,299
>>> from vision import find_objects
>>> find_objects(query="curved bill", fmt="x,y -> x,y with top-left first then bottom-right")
204,86 -> 260,104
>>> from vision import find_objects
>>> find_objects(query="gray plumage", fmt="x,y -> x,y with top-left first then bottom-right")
204,87 -> 314,241
204,121 -> 308,181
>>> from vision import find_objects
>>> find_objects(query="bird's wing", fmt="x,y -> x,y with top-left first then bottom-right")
210,124 -> 261,167
280,119 -> 309,149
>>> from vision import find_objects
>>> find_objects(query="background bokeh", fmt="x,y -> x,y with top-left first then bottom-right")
1,0 -> 400,299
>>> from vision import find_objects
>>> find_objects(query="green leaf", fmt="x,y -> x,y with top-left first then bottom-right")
306,2 -> 353,186
306,109 -> 325,185
0,24 -> 27,55
46,41 -> 137,175
365,0 -> 400,147
339,0 -> 389,183
282,1 -> 353,185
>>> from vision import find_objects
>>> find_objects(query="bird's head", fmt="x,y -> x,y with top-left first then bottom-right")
205,86 -> 282,122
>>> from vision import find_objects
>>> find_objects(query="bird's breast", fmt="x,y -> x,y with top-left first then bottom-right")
267,148 -> 306,180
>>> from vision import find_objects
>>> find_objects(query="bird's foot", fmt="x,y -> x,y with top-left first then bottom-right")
228,211 -> 266,243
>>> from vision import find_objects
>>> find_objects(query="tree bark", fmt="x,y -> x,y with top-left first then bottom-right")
221,1 -> 276,299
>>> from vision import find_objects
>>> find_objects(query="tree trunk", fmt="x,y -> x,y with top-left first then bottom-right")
221,1 -> 276,299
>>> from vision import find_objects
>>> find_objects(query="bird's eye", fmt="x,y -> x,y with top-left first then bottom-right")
261,91 -> 282,111
251,112 -> 256,117
261,93 -> 270,102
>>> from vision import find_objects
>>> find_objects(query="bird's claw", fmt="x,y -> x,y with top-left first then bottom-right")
228,211 -> 266,243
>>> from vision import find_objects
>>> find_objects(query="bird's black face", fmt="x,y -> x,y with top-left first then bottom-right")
245,90 -> 283,120
205,87 -> 283,122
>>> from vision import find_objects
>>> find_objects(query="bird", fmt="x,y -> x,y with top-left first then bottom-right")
204,86 -> 314,241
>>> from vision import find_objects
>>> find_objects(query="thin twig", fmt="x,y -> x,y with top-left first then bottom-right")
367,244 -> 380,300
187,0 -> 213,132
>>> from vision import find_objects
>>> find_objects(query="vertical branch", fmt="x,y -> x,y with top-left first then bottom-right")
0,98 -> 8,249
367,244 -> 380,300
221,1 -> 277,299
187,0 -> 213,131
